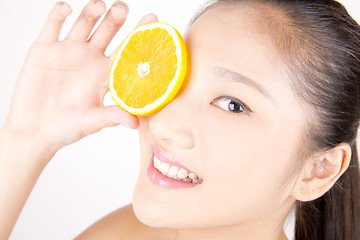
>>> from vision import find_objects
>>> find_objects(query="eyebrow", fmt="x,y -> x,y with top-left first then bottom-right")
211,65 -> 274,103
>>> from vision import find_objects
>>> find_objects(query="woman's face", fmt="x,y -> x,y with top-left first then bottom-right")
133,4 -> 306,230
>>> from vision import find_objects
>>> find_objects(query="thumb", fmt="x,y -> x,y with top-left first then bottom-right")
136,13 -> 158,27
83,106 -> 139,134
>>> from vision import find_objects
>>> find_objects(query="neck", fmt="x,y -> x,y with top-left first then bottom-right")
175,223 -> 288,240
173,205 -> 292,240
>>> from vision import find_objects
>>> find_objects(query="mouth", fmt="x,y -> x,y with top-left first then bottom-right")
153,155 -> 203,183
146,144 -> 203,188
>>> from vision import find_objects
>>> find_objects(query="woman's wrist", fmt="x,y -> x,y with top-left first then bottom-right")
0,125 -> 57,168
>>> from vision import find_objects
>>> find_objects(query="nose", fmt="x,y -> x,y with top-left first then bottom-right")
149,94 -> 195,150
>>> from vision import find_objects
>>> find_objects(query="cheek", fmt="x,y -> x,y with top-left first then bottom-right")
194,113 -> 300,221
199,113 -> 276,177
198,104 -> 303,180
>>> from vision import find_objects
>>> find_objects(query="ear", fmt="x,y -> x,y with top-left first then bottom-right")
292,143 -> 351,202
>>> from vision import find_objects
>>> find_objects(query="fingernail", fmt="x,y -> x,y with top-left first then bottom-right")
95,0 -> 106,7
114,2 -> 128,12
59,2 -> 72,15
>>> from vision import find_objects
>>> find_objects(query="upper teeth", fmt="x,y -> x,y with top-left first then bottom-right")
154,156 -> 203,183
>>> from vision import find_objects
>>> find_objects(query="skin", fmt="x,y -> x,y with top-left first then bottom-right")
132,4 -> 304,240
0,1 -> 352,240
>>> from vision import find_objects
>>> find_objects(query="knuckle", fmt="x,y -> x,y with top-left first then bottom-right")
109,9 -> 127,25
104,18 -> 120,28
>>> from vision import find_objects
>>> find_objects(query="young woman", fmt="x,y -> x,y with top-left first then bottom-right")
1,0 -> 359,239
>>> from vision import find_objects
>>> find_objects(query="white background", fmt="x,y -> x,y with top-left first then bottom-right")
0,0 -> 359,239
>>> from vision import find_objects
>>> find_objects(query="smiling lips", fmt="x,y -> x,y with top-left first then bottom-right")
147,144 -> 203,188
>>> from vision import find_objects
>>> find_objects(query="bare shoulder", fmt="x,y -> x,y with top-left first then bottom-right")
74,204 -> 176,240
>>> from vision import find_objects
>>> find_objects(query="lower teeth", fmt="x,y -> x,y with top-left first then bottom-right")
158,170 -> 199,183
181,177 -> 192,183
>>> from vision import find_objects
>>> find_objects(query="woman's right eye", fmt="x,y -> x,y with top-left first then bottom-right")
210,96 -> 252,114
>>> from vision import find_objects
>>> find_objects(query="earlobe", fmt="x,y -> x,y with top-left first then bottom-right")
292,143 -> 351,202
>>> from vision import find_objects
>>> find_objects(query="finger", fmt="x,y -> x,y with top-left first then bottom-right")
89,1 -> 129,51
83,106 -> 139,135
136,13 -> 158,27
66,0 -> 106,41
37,2 -> 72,43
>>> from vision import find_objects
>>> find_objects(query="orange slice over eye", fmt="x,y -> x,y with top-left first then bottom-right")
109,22 -> 188,116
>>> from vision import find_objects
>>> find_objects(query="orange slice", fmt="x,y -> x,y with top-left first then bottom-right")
109,22 -> 188,116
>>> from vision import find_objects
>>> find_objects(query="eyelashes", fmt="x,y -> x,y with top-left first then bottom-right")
210,95 -> 252,114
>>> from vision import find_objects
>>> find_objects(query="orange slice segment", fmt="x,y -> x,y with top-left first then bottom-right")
109,22 -> 188,116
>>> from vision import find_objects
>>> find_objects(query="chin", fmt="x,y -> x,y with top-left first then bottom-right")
132,177 -> 172,228
132,200 -> 163,228
132,173 -> 197,229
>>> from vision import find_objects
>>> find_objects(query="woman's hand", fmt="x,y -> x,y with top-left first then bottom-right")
4,0 -> 157,154
0,2 -> 158,239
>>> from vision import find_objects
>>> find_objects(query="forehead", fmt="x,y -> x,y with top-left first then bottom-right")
186,4 -> 281,79
185,3 -> 282,86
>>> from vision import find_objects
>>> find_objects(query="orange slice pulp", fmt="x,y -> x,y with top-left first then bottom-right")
109,22 -> 188,116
